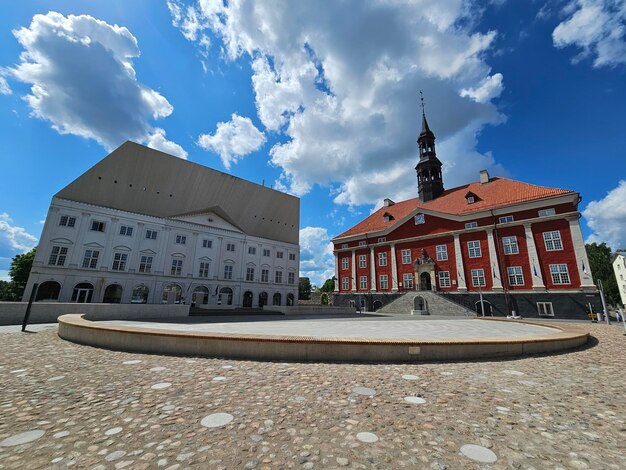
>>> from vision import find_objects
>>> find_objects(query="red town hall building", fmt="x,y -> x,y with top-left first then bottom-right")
331,110 -> 600,318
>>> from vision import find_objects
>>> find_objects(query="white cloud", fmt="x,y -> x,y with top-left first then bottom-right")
8,12 -> 185,153
299,226 -> 335,287
583,180 -> 626,248
553,0 -> 626,67
146,128 -> 188,159
170,1 -> 506,206
197,113 -> 265,169
0,75 -> 11,95
0,213 -> 38,252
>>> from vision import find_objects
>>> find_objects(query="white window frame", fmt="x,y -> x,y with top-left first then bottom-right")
246,267 -> 254,281
499,215 -> 514,224
468,240 -> 482,258
139,255 -> 153,273
111,252 -> 128,271
263,248 -> 271,257
261,269 -> 269,283
199,262 -> 210,278
377,237 -> 386,243
276,251 -> 283,259
471,268 -> 486,287
466,195 -> 475,204
202,239 -> 212,248
288,272 -> 295,284
248,246 -> 256,255
341,243 -> 348,249
507,266 -> 524,286
48,246 -> 68,266
436,244 -> 448,261
502,236 -> 519,255
223,264 -> 233,280
549,264 -> 570,284
341,277 -> 350,290
59,215 -> 76,228
543,231 -> 563,251
379,274 -> 389,290
175,235 -> 186,245
359,276 -> 368,290
146,229 -> 158,240
226,243 -> 236,252
403,273 -> 413,289
465,221 -> 478,229
358,241 -> 367,246
90,220 -> 106,232
289,253 -> 296,261
537,302 -> 554,316
401,249 -> 411,264
341,257 -> 349,270
438,271 -> 451,288
378,252 -> 388,266
275,270 -> 283,284
119,225 -> 133,236
171,259 -> 183,276
359,255 -> 367,268
82,249 -> 99,269
538,208 -> 556,217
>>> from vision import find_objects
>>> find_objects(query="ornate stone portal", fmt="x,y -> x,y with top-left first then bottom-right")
414,249 -> 436,292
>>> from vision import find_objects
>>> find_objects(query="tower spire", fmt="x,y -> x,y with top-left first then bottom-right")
415,91 -> 444,202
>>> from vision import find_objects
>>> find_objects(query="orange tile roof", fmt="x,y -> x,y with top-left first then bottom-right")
334,177 -> 574,239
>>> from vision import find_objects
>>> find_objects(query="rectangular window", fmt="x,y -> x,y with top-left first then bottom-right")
261,269 -> 269,283
401,249 -> 411,264
544,231 -> 563,251
438,271 -> 451,288
263,249 -> 271,257
289,253 -> 296,261
248,246 -> 256,255
223,264 -> 233,280
435,244 -> 448,261
246,267 -> 254,281
379,274 -> 389,290
465,221 -> 478,229
414,214 -> 425,225
119,225 -> 133,236
226,243 -> 235,252
275,270 -> 283,283
507,266 -> 524,286
276,251 -> 283,259
378,252 -> 388,266
288,272 -> 295,284
146,229 -> 158,240
48,246 -> 68,266
550,264 -> 570,284
359,241 -> 367,246
341,243 -> 348,249
170,259 -> 183,276
502,236 -> 519,255
466,196 -> 475,204
537,302 -> 554,316
111,252 -> 128,271
342,277 -> 350,290
90,220 -> 105,232
199,262 -> 210,278
59,215 -> 76,228
202,239 -> 212,248
377,237 -> 386,243
359,254 -> 367,268
82,249 -> 99,269
468,240 -> 482,258
360,276 -> 368,289
538,208 -> 556,217
139,255 -> 153,273
471,268 -> 486,287
403,273 -> 413,289
342,257 -> 349,270
175,235 -> 186,245
499,215 -> 514,224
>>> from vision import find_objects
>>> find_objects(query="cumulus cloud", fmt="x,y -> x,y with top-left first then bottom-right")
299,226 -> 335,286
553,0 -> 626,67
0,75 -> 11,95
583,180 -> 626,248
7,12 -> 185,155
0,213 -> 38,252
197,113 -> 265,169
169,0 -> 506,205
146,128 -> 188,159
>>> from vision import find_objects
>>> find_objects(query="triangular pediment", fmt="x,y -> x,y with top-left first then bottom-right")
84,242 -> 104,249
170,207 -> 243,233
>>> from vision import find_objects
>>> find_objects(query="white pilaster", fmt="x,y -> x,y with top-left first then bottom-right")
351,250 -> 356,292
453,234 -> 467,291
568,217 -> 596,289
486,229 -> 503,291
334,253 -> 339,292
390,244 -> 398,291
370,247 -> 377,292
524,223 -> 546,290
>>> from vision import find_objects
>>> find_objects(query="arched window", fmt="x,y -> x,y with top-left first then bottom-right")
71,283 -> 94,303
286,293 -> 295,306
219,287 -> 233,305
193,286 -> 209,305
35,281 -> 61,302
103,284 -> 123,303
162,284 -> 182,304
259,291 -> 268,307
273,292 -> 282,306
131,285 -> 149,304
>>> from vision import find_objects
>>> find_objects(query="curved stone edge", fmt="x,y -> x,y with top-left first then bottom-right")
57,314 -> 589,363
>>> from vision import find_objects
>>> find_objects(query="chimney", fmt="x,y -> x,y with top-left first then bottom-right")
479,169 -> 490,184
383,198 -> 395,207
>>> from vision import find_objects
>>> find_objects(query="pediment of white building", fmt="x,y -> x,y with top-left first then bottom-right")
170,206 -> 243,233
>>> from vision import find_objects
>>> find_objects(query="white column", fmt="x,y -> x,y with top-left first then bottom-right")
189,232 -> 199,278
453,234 -> 467,291
390,244 -> 398,291
568,217 -> 596,289
128,222 -> 144,273
370,247 -> 377,292
486,229 -> 503,291
334,252 -> 339,291
351,250 -> 356,292
524,223 -> 546,290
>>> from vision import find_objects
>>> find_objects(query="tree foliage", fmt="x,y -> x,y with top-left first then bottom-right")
585,242 -> 619,306
298,277 -> 312,300
319,278 -> 335,293
0,248 -> 36,301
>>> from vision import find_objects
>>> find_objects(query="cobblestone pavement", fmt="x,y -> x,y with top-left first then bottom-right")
0,323 -> 624,469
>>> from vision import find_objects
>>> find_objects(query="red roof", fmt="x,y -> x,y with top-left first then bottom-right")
334,177 -> 574,239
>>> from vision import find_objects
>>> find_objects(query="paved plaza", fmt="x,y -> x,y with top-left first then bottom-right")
0,321 -> 624,469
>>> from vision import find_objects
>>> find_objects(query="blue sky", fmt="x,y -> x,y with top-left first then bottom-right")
1,0 -> 625,286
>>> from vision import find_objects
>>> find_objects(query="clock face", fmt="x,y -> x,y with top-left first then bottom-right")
414,214 -> 425,225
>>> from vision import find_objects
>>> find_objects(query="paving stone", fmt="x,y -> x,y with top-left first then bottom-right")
460,444 -> 497,463
0,430 -> 45,446
352,387 -> 376,396
200,413 -> 234,428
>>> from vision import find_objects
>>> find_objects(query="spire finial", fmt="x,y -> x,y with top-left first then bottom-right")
419,90 -> 425,117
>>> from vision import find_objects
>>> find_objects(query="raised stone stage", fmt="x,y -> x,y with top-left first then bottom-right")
57,314 -> 589,363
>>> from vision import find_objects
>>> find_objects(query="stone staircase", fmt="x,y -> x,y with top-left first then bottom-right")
377,291 -> 468,316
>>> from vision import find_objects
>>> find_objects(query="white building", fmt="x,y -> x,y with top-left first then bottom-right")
23,142 -> 300,308
612,253 -> 626,308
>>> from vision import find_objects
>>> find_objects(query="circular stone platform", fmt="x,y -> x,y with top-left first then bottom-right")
57,314 -> 589,363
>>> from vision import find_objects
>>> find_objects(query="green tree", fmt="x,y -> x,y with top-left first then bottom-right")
320,278 -> 335,293
0,280 -> 15,301
298,277 -> 312,300
4,247 -> 37,301
585,242 -> 619,305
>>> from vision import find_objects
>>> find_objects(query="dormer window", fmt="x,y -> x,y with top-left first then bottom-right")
465,191 -> 479,204
467,196 -> 475,203
383,212 -> 394,223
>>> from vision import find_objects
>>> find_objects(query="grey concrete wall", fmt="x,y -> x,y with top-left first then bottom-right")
0,302 -> 189,325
